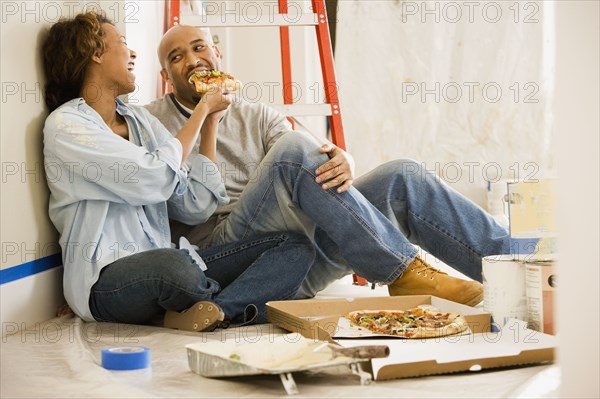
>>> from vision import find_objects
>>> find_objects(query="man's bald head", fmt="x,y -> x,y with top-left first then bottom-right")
158,25 -> 214,68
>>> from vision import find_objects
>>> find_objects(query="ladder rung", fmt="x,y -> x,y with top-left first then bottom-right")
269,103 -> 333,117
180,14 -> 319,28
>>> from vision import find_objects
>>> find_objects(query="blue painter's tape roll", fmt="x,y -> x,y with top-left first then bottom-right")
101,346 -> 151,370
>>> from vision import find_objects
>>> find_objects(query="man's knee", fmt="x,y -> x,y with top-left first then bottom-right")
355,159 -> 439,199
366,159 -> 424,183
267,132 -> 325,167
383,159 -> 423,177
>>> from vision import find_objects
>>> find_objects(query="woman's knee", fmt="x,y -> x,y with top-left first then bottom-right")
142,248 -> 203,285
283,232 -> 315,252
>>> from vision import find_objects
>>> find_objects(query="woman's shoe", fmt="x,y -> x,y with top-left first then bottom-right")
164,301 -> 225,332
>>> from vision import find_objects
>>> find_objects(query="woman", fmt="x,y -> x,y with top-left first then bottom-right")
42,11 -> 314,331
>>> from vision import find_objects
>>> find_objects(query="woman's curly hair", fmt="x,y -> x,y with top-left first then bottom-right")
42,11 -> 112,111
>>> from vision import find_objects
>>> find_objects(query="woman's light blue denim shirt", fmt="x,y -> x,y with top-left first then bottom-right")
43,98 -> 229,320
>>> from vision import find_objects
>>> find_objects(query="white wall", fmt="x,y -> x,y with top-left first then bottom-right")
0,0 -> 129,332
555,1 -> 600,397
1,1 -> 62,331
335,0 -> 555,209
124,1 -> 164,105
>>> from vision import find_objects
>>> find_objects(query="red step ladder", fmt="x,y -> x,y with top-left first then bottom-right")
167,0 -> 368,286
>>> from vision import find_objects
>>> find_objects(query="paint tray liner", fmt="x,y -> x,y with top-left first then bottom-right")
186,334 -> 376,394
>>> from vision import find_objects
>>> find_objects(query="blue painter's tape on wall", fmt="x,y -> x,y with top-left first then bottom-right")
0,253 -> 62,285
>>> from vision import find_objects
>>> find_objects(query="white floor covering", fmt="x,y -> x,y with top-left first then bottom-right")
1,276 -> 559,398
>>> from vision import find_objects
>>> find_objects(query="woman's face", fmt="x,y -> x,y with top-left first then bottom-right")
97,23 -> 137,96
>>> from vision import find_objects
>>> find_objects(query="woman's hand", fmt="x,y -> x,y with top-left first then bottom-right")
196,89 -> 232,163
204,108 -> 228,125
177,88 -> 230,166
197,87 -> 232,115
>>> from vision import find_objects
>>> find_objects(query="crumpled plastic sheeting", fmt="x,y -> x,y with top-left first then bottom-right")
1,276 -> 556,398
1,314 -> 558,397
335,0 -> 554,207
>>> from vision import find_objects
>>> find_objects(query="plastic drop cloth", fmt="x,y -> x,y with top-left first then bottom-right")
1,278 -> 559,398
335,0 -> 554,208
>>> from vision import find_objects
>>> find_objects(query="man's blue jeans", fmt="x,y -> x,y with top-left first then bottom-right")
89,233 -> 314,325
207,132 -> 510,298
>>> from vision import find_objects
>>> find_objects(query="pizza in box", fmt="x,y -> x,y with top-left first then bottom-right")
345,305 -> 468,339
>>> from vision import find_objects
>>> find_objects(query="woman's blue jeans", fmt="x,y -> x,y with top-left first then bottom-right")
89,233 -> 314,325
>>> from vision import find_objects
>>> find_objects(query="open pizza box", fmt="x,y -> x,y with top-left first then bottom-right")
266,295 -> 556,380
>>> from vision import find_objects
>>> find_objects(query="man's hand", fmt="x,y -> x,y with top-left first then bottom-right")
315,143 -> 355,193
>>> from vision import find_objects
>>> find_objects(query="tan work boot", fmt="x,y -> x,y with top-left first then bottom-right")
164,301 -> 225,332
388,256 -> 483,307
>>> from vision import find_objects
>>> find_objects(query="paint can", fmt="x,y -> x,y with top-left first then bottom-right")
486,179 -> 509,227
525,260 -> 556,334
482,255 -> 528,331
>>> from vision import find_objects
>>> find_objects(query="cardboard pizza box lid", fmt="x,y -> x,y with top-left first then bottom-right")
338,319 -> 555,380
266,296 -> 555,380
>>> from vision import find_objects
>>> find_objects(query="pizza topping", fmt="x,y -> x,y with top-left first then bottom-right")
195,70 -> 222,78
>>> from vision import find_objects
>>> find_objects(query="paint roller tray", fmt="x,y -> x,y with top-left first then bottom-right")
186,334 -> 384,395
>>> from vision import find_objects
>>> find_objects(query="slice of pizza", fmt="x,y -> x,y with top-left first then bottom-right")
346,306 -> 468,339
188,70 -> 243,93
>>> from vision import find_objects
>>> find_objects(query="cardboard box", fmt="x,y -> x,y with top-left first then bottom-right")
267,295 -> 492,341
266,296 -> 555,380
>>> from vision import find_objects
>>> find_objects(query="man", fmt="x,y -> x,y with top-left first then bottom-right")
145,25 -> 511,306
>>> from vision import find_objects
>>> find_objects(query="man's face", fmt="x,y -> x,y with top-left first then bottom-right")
159,26 -> 221,108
